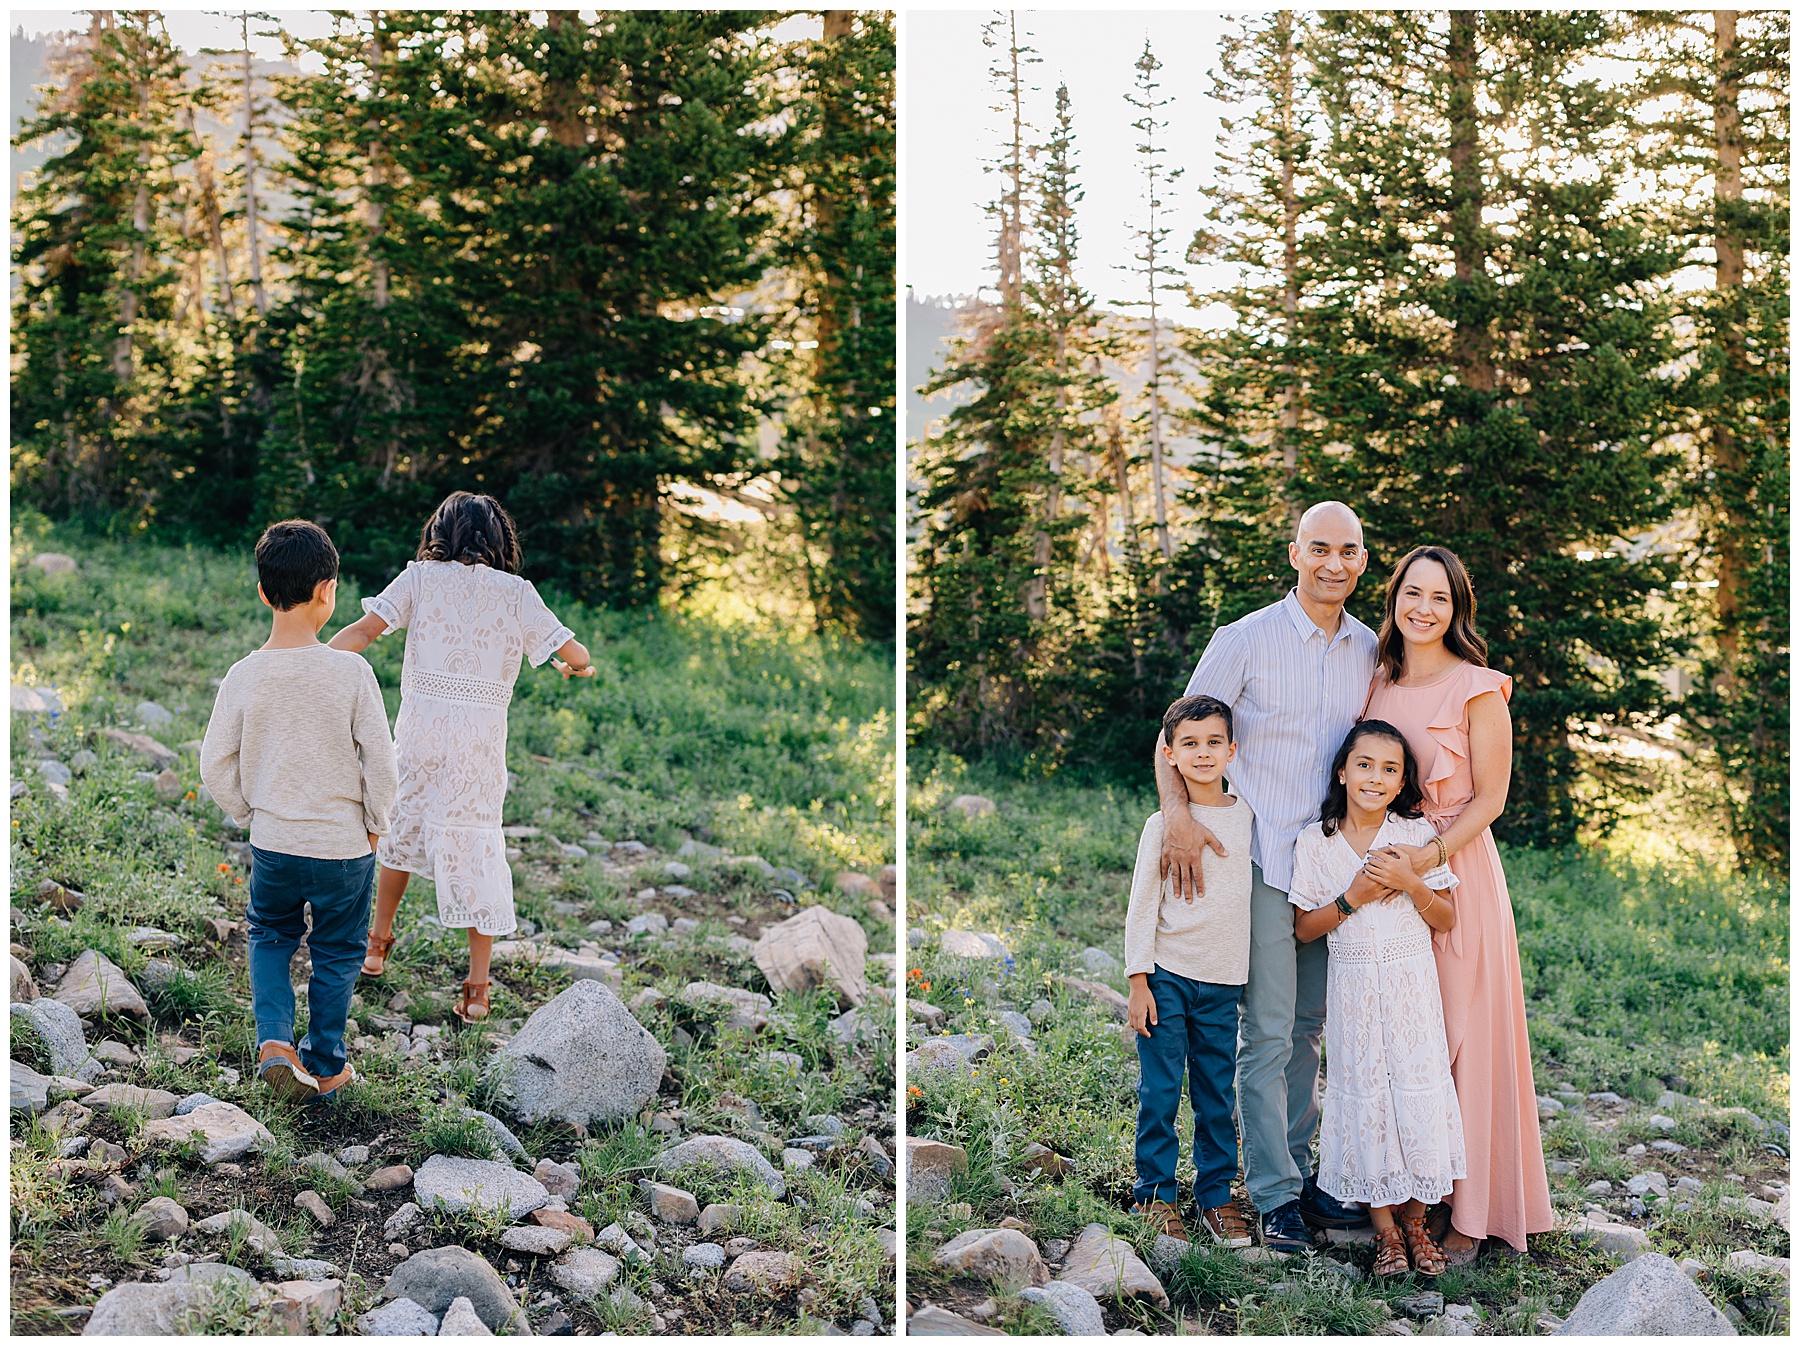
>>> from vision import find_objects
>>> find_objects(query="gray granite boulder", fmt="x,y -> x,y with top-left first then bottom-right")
932,1228 -> 1049,1291
657,1134 -> 787,1199
412,1155 -> 549,1218
10,999 -> 103,1081
1554,1253 -> 1736,1335
356,1297 -> 441,1336
436,1297 -> 492,1336
82,1281 -> 212,1335
54,950 -> 149,1021
549,1248 -> 621,1298
484,980 -> 664,1129
141,1102 -> 274,1163
1058,1222 -> 1168,1309
1021,1281 -> 1109,1336
381,1246 -> 529,1334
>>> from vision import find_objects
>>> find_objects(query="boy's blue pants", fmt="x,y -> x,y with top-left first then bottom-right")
1133,965 -> 1243,1209
247,846 -> 376,1079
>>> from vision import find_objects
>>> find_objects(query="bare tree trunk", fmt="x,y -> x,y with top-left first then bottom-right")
241,16 -> 268,316
998,10 -> 1025,311
183,105 -> 239,321
1446,11 -> 1495,392
1711,8 -> 1746,670
1275,10 -> 1302,528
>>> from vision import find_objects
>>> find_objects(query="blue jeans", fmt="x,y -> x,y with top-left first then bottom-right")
1238,862 -> 1329,1213
1134,965 -> 1243,1209
247,846 -> 376,1079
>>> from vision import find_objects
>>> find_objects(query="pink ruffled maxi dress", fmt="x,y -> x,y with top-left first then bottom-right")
1365,661 -> 1554,1250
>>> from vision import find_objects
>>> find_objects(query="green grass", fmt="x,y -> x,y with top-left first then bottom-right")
906,752 -> 1788,1334
10,515 -> 897,1335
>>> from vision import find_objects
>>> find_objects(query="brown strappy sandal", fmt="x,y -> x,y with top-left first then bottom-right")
1372,1223 -> 1410,1278
453,979 -> 491,1024
361,930 -> 396,977
1398,1210 -> 1448,1276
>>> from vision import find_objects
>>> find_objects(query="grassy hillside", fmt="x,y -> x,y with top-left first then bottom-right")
904,755 -> 1789,1336
9,518 -> 898,1336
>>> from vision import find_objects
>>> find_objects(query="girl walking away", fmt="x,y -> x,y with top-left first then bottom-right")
330,492 -> 595,1022
1290,721 -> 1465,1278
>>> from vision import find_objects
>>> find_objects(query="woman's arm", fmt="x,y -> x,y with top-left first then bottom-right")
328,611 -> 388,654
1392,688 -> 1512,871
550,636 -> 596,679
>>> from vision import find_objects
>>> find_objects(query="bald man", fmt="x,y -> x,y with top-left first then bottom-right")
1152,501 -> 1378,1251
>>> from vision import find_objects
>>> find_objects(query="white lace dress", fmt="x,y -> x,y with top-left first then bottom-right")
1290,813 -> 1468,1207
364,560 -> 572,936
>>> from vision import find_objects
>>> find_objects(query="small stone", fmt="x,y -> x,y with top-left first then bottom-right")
1057,1222 -> 1168,1308
140,1102 -> 275,1164
132,1196 -> 190,1243
639,1180 -> 700,1224
83,1083 -> 180,1119
948,794 -> 997,818
336,1144 -> 371,1167
437,1295 -> 492,1336
528,1208 -> 595,1241
193,1208 -> 281,1255
356,1296 -> 441,1336
368,1163 -> 415,1191
783,1148 -> 815,1172
500,1225 -> 572,1256
724,1249 -> 802,1295
1626,1171 -> 1670,1199
1651,1139 -> 1688,1154
683,1243 -> 727,1271
550,1247 -> 621,1298
1554,1252 -> 1735,1335
413,1155 -> 549,1217
1546,1159 -> 1578,1177
532,1158 -> 580,1198
384,1203 -> 424,1240
1644,1114 -> 1679,1131
934,1228 -> 1049,1291
906,1136 -> 970,1203
1585,1180 -> 1614,1197
296,1190 -> 336,1227
699,1203 -> 744,1236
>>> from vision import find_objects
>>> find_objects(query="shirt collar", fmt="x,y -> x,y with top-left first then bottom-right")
1282,587 -> 1359,649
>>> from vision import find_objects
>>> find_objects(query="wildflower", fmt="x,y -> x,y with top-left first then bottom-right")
217,862 -> 231,873
184,790 -> 196,800
233,877 -> 243,885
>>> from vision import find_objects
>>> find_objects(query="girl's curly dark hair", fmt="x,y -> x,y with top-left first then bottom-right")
1319,720 -> 1426,837
416,491 -> 522,574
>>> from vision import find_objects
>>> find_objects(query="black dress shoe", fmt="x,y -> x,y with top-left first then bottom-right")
1259,1199 -> 1316,1253
1299,1172 -> 1371,1230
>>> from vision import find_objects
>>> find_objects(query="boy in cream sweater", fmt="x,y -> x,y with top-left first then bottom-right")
1124,694 -> 1255,1246
201,520 -> 397,1102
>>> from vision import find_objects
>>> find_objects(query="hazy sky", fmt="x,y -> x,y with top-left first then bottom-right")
14,10 -> 337,68
907,9 -> 1238,326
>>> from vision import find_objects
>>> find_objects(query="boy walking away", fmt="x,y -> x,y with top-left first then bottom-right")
1124,695 -> 1256,1246
201,521 -> 397,1103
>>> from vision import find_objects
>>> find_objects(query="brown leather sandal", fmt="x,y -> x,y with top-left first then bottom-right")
1372,1223 -> 1410,1278
453,979 -> 491,1024
361,930 -> 396,977
1398,1210 -> 1448,1276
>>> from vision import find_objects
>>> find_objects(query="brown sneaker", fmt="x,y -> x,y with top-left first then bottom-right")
1199,1200 -> 1254,1248
257,1042 -> 319,1102
313,1061 -> 356,1101
1132,1199 -> 1188,1241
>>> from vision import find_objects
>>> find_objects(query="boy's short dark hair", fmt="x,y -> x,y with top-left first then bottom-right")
255,520 -> 339,610
1163,694 -> 1234,746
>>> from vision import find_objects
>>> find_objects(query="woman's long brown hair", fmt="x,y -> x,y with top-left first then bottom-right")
1375,544 -> 1489,680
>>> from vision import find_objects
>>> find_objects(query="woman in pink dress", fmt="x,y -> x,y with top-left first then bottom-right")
1360,544 -> 1553,1260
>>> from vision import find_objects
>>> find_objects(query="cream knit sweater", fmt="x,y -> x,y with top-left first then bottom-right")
200,645 -> 397,860
1123,794 -> 1256,986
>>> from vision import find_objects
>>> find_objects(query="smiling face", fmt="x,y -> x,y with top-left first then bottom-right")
1288,503 -> 1368,611
1339,732 -> 1408,817
1393,557 -> 1454,651
1163,714 -> 1235,791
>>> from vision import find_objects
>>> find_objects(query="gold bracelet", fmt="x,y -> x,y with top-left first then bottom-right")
1432,835 -> 1449,868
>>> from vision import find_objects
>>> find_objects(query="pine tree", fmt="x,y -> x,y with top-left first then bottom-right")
12,12 -> 200,519
1173,10 -> 1324,637
1302,11 -> 1688,846
1632,11 -> 1788,869
775,10 -> 897,644
1117,38 -> 1182,561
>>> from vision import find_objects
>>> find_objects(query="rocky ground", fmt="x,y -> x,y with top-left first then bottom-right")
10,681 -> 897,1336
901,788 -> 1790,1337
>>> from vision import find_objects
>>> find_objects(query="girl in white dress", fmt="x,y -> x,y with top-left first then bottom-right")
329,492 -> 594,1022
1290,719 -> 1465,1278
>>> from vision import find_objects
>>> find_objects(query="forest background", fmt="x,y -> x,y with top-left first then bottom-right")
908,8 -> 1787,871
12,8 -> 896,643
